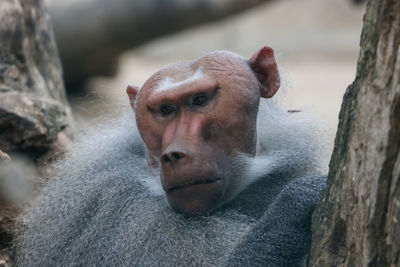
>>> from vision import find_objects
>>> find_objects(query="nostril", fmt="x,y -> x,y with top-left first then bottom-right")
171,152 -> 184,160
161,154 -> 172,164
161,151 -> 185,164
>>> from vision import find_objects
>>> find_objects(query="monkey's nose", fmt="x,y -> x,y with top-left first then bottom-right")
161,151 -> 185,164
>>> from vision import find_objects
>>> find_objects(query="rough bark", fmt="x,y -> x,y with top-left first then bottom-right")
0,0 -> 72,264
0,0 -> 73,153
46,0 -> 273,88
309,0 -> 400,266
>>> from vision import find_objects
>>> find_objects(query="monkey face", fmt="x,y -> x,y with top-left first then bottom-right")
127,47 -> 280,215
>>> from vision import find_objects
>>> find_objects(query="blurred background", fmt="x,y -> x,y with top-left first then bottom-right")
0,0 -> 365,264
46,0 -> 365,146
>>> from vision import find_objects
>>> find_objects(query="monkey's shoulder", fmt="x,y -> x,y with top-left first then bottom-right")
226,175 -> 327,266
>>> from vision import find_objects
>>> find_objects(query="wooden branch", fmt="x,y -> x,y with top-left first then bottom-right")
47,0 -> 273,87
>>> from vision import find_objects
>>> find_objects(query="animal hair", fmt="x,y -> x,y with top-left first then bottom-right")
14,85 -> 327,266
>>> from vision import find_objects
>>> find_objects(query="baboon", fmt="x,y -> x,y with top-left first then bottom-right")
15,46 -> 327,266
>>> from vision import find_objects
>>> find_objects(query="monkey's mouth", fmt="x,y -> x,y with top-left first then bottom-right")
166,178 -> 222,192
163,174 -> 224,215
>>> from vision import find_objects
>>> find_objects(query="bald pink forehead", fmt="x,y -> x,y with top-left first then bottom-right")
140,51 -> 250,94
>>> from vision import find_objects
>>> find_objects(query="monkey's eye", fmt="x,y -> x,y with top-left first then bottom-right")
192,95 -> 208,106
160,104 -> 176,115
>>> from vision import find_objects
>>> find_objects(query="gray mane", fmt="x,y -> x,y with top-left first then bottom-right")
14,101 -> 327,266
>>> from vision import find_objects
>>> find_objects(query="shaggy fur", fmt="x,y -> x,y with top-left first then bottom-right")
14,98 -> 327,266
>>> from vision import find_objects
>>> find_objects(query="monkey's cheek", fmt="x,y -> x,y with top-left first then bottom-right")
166,180 -> 224,216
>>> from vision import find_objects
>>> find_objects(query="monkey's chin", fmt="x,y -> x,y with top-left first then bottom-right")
166,180 -> 224,216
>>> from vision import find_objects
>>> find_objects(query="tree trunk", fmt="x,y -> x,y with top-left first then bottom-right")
309,0 -> 400,266
0,0 -> 73,154
0,0 -> 72,265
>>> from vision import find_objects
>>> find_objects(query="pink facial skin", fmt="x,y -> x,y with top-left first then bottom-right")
126,46 -> 280,215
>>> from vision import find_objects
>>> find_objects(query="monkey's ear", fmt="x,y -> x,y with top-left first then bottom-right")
249,46 -> 281,98
126,84 -> 140,109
